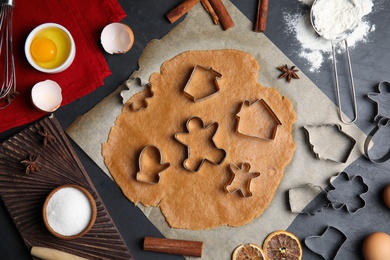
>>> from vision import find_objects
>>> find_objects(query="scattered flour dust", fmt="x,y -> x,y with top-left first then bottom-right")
285,0 -> 374,72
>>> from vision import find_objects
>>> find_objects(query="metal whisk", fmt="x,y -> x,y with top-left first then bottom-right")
0,0 -> 16,109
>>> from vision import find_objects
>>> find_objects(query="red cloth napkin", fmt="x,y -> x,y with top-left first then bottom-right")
0,0 -> 126,132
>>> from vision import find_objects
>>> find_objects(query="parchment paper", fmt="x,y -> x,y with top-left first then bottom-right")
66,1 -> 367,259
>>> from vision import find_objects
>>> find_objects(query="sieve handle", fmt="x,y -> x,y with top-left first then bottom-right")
331,39 -> 358,124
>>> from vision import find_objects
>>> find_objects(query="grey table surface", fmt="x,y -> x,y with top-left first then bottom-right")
1,0 -> 389,259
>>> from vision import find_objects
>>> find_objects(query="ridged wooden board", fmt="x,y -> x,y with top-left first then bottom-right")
0,115 -> 133,260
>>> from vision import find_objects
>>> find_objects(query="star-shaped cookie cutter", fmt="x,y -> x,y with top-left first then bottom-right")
225,162 -> 260,198
174,116 -> 226,172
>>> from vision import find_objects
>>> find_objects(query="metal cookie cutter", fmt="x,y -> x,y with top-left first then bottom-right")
305,226 -> 347,260
303,124 -> 356,163
175,116 -> 226,172
126,83 -> 154,112
225,163 -> 260,198
288,183 -> 330,215
183,65 -> 222,102
235,99 -> 282,140
136,145 -> 171,184
364,117 -> 390,164
327,171 -> 368,214
367,81 -> 390,122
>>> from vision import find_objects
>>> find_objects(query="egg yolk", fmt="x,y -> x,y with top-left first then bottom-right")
30,38 -> 57,62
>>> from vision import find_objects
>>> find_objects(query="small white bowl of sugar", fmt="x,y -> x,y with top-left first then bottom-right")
43,184 -> 97,240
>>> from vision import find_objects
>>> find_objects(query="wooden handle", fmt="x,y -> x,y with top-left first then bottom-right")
144,236 -> 203,257
254,0 -> 269,32
208,0 -> 235,30
166,0 -> 201,23
31,247 -> 88,260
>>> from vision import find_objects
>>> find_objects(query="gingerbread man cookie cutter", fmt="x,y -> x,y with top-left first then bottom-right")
365,81 -> 390,163
175,116 -> 226,172
225,162 -> 261,198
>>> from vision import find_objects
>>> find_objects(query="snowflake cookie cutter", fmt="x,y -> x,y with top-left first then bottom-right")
288,183 -> 330,215
136,145 -> 171,184
225,162 -> 261,198
302,124 -> 356,163
305,226 -> 347,260
327,171 -> 369,214
183,65 -> 222,102
174,116 -> 226,172
235,99 -> 282,140
364,117 -> 390,164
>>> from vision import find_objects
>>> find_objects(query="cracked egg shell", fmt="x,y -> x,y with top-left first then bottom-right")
101,23 -> 134,54
31,80 -> 62,112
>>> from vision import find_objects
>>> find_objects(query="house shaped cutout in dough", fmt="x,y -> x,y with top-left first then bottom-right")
235,99 -> 282,140
183,65 -> 222,102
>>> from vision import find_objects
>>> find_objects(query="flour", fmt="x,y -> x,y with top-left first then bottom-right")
312,0 -> 362,40
285,0 -> 374,72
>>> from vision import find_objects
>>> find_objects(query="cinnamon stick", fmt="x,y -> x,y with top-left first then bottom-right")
208,0 -> 234,30
144,236 -> 203,257
201,0 -> 220,25
254,0 -> 269,32
166,0 -> 201,24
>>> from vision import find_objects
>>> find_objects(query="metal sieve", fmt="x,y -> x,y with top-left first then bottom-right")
310,0 -> 361,124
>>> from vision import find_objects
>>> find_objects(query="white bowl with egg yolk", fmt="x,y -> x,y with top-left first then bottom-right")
25,23 -> 76,73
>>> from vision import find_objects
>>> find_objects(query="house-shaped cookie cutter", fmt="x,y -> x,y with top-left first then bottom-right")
183,65 -> 222,102
288,183 -> 330,215
235,99 -> 282,140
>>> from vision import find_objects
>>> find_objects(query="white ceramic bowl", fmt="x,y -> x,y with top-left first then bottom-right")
25,23 -> 76,73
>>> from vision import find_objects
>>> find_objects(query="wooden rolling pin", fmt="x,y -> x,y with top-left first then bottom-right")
31,247 -> 88,260
144,236 -> 203,257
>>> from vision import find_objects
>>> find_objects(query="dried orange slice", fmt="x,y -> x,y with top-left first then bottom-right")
232,243 -> 265,260
262,230 -> 302,260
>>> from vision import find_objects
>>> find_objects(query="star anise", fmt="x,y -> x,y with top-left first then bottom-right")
21,154 -> 40,174
277,64 -> 300,83
38,126 -> 56,147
